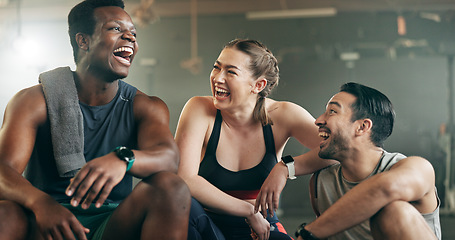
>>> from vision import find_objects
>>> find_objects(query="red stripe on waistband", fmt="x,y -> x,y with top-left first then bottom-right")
224,190 -> 260,200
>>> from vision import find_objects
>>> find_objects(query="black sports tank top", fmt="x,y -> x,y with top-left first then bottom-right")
198,110 -> 278,200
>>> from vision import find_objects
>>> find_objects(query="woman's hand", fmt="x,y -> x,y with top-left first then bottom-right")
255,162 -> 288,218
246,211 -> 270,240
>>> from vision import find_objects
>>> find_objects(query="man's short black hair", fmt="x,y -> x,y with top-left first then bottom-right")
340,82 -> 395,147
68,0 -> 125,64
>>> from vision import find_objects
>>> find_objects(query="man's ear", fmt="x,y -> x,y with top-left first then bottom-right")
253,78 -> 267,94
356,118 -> 373,136
75,33 -> 90,51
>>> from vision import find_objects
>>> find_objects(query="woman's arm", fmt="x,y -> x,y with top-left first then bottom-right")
255,101 -> 336,217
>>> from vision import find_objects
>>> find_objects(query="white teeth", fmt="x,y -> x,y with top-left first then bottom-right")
319,132 -> 329,138
113,47 -> 134,56
215,87 -> 229,93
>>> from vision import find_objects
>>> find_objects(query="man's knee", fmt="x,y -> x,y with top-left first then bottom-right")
372,201 -> 411,222
370,200 -> 436,240
144,171 -> 189,195
138,171 -> 191,207
0,200 -> 30,239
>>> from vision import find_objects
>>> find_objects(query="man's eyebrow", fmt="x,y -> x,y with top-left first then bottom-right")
328,101 -> 342,108
114,20 -> 136,30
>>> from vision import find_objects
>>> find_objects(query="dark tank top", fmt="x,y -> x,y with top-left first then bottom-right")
26,80 -> 137,203
198,110 -> 278,200
79,80 -> 137,202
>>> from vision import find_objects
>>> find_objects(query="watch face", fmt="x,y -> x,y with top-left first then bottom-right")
117,147 -> 135,162
282,155 -> 294,164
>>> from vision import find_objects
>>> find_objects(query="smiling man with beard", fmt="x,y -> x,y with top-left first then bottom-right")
0,0 -> 190,239
257,82 -> 441,240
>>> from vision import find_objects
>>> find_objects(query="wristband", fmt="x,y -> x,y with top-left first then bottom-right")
114,146 -> 135,172
281,155 -> 296,180
295,223 -> 319,240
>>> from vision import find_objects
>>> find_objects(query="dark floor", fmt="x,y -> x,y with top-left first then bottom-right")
279,213 -> 455,239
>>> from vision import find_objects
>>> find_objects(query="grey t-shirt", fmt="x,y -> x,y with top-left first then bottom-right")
313,150 -> 441,239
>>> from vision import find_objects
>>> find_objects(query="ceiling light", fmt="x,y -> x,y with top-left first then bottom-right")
340,52 -> 360,61
246,8 -> 337,20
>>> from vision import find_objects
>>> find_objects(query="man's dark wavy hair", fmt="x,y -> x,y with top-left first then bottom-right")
68,0 -> 125,64
340,82 -> 395,147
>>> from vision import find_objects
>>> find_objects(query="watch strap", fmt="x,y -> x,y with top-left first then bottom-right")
125,157 -> 134,172
295,223 -> 319,240
281,155 -> 296,180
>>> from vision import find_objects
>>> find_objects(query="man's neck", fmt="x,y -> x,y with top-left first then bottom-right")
73,71 -> 119,106
339,146 -> 384,182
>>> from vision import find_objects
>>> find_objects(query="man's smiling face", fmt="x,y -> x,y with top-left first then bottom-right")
86,6 -> 138,80
315,92 -> 358,160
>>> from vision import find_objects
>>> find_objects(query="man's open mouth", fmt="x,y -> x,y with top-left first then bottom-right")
113,46 -> 134,64
319,131 -> 330,140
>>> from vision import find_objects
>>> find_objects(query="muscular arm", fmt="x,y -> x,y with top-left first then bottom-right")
0,85 -> 88,239
306,156 -> 438,238
0,85 -> 49,205
130,92 -> 179,177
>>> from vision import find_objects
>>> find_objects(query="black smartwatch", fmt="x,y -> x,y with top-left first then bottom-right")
114,146 -> 135,172
295,223 -> 319,240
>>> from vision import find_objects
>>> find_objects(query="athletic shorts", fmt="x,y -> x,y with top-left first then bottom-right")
61,203 -> 118,240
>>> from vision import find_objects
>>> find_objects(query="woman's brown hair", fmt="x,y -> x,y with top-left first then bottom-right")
224,39 -> 280,125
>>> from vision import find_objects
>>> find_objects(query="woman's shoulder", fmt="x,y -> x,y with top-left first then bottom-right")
266,99 -> 309,116
187,96 -> 213,105
266,98 -> 317,131
176,96 -> 217,138
181,96 -> 218,118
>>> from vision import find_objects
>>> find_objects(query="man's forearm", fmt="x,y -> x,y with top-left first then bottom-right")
129,144 -> 179,178
306,175 -> 392,238
0,163 -> 52,212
